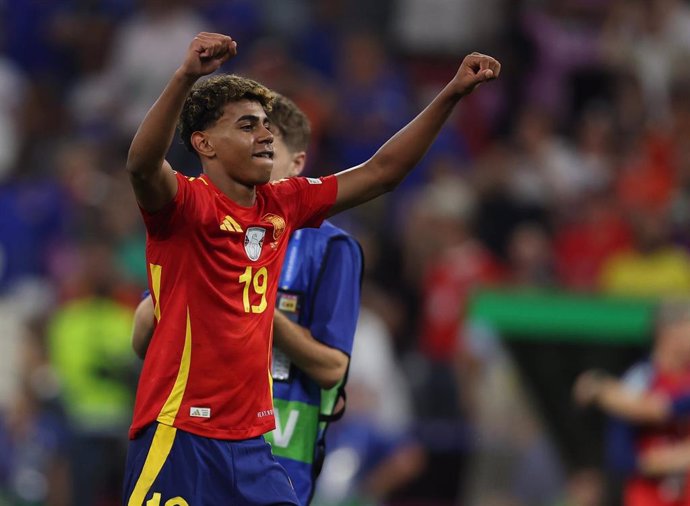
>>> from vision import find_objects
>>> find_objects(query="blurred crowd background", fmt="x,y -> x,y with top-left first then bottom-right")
4,0 -> 690,504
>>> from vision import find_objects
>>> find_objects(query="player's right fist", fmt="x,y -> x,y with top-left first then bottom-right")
180,32 -> 237,79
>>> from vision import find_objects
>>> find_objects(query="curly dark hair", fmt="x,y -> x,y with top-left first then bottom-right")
268,95 -> 311,153
178,74 -> 275,154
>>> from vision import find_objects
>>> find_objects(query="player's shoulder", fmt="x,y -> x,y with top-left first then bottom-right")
621,359 -> 654,394
297,220 -> 355,243
262,176 -> 328,195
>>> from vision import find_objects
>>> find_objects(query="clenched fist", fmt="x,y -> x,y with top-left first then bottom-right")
451,52 -> 501,97
179,32 -> 237,79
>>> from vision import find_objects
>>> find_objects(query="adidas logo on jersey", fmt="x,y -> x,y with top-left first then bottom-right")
189,407 -> 211,418
220,215 -> 243,233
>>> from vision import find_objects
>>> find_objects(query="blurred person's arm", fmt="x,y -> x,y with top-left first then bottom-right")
574,370 -> 670,424
328,53 -> 500,216
131,295 -> 155,360
273,311 -> 349,390
638,440 -> 690,476
360,441 -> 426,501
273,237 -> 362,390
126,33 -> 236,213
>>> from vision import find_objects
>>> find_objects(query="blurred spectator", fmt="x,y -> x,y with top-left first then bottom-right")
104,0 -> 205,139
506,222 -> 555,288
554,191 -> 632,291
575,299 -> 690,505
312,306 -> 425,505
0,175 -> 69,293
602,0 -> 690,122
0,320 -> 70,506
520,0 -> 605,121
0,54 -> 26,180
599,209 -> 690,297
47,240 -> 137,506
413,176 -> 503,367
0,383 -> 71,506
331,31 -> 411,169
461,322 -> 566,506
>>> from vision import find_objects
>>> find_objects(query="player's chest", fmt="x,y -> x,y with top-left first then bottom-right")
193,201 -> 290,265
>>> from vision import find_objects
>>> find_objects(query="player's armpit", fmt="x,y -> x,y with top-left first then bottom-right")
128,159 -> 178,213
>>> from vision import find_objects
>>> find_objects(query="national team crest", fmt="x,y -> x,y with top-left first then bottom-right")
244,227 -> 266,261
262,213 -> 286,240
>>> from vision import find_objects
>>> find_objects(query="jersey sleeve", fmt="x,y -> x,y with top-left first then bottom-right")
309,236 -> 363,356
621,361 -> 654,397
138,172 -> 195,239
273,175 -> 338,230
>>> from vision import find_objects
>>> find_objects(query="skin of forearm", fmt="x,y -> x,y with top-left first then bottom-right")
596,380 -> 670,424
638,441 -> 690,476
126,70 -> 196,177
272,310 -> 348,390
329,85 -> 462,215
366,83 -> 461,191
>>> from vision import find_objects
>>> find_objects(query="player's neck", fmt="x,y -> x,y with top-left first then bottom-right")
206,171 -> 257,207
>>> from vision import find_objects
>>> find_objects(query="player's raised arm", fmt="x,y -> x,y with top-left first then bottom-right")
329,52 -> 500,216
126,32 -> 237,213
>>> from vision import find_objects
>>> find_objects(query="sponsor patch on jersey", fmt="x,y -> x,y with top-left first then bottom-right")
257,409 -> 274,418
262,213 -> 286,240
306,177 -> 322,185
244,227 -> 266,261
190,407 -> 211,418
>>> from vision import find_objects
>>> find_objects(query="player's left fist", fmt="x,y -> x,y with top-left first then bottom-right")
451,52 -> 501,97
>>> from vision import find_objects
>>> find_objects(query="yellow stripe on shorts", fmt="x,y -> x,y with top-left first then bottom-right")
127,424 -> 177,506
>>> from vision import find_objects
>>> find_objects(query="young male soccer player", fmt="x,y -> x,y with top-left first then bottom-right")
124,32 -> 499,505
130,94 -> 364,505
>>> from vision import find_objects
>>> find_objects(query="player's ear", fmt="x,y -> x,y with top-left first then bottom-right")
290,151 -> 306,177
191,131 -> 215,158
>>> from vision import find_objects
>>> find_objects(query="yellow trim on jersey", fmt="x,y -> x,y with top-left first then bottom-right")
268,330 -> 274,397
157,309 -> 192,425
127,424 -> 177,506
220,215 -> 243,233
268,368 -> 273,397
149,264 -> 162,322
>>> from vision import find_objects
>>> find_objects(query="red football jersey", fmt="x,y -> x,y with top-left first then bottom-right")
625,368 -> 690,506
129,172 -> 337,440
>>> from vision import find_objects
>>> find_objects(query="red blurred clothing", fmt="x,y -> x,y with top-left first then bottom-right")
625,369 -> 690,506
617,134 -> 676,214
554,198 -> 632,290
130,172 -> 337,441
419,240 -> 503,361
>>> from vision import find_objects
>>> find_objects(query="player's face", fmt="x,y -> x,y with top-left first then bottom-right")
203,99 -> 274,185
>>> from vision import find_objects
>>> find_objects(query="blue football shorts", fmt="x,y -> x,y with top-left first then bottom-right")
123,422 -> 299,506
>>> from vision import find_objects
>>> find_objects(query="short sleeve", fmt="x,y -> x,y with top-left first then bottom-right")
620,361 -> 654,396
138,172 -> 193,239
309,236 -> 363,355
271,175 -> 338,230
